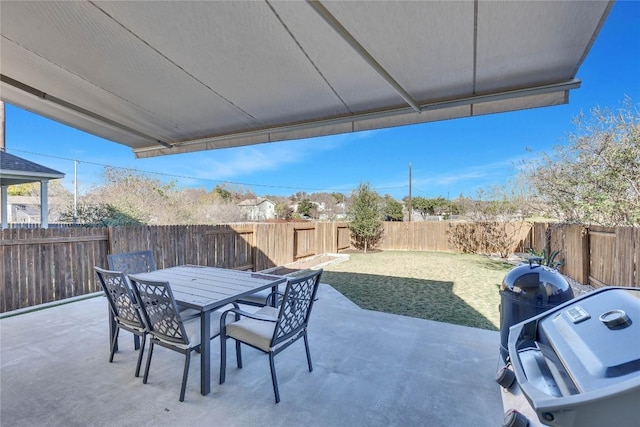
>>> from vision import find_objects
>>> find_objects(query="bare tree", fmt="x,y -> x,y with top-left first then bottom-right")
523,99 -> 640,226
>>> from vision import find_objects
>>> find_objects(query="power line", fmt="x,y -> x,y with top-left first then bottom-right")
8,148 -> 407,194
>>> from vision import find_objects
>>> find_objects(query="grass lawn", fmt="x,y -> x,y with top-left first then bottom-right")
321,251 -> 514,331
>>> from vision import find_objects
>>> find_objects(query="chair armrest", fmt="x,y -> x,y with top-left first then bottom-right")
222,307 -> 277,322
220,306 -> 276,332
266,290 -> 285,307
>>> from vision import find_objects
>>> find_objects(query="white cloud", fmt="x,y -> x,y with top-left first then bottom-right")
370,155 -> 530,198
146,134 -> 349,183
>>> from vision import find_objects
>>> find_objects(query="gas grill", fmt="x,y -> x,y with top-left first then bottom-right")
502,286 -> 640,427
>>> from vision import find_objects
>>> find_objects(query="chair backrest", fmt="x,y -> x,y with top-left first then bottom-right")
95,266 -> 146,330
107,250 -> 157,275
272,269 -> 323,347
128,276 -> 189,346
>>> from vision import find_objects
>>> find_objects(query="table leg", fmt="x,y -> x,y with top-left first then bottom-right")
200,310 -> 211,395
271,285 -> 278,307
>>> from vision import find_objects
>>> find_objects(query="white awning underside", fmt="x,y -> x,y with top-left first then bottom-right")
0,1 -> 613,158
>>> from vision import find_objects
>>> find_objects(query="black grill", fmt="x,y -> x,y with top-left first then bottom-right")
499,260 -> 574,362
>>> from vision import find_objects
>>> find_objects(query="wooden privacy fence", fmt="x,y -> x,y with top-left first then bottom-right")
529,223 -> 639,288
588,225 -> 639,288
380,222 -> 453,251
2,221 -> 637,312
0,227 -> 109,312
1,222 -> 350,312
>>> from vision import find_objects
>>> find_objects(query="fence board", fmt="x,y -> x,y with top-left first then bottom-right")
294,225 -> 316,259
533,223 -> 549,253
614,227 -> 639,287
589,225 -> 616,288
563,224 -> 589,284
337,225 -> 350,251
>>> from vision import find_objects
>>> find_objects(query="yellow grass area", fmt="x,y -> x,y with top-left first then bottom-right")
321,251 -> 514,330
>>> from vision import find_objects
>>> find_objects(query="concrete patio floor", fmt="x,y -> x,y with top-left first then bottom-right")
1,284 -> 503,427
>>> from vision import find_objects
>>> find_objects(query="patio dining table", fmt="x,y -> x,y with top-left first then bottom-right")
127,265 -> 287,396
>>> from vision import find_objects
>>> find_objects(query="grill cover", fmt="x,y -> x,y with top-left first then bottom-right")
508,287 -> 640,427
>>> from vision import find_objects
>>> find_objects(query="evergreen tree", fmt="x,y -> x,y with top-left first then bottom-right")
297,198 -> 314,217
383,195 -> 403,221
348,183 -> 383,252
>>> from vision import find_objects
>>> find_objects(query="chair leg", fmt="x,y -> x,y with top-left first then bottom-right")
269,352 -> 280,404
220,335 -> 227,384
180,351 -> 191,402
143,341 -> 154,384
108,308 -> 118,353
134,333 -> 146,377
236,340 -> 243,369
303,332 -> 313,372
109,328 -> 120,363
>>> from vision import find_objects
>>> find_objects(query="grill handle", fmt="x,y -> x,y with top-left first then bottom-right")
507,320 -> 559,410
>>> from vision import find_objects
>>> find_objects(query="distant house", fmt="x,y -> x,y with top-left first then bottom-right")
6,196 -> 42,224
6,195 -> 67,224
238,198 -> 276,221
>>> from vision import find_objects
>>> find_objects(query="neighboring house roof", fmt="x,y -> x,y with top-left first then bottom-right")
238,198 -> 275,207
7,195 -> 40,205
0,151 -> 65,186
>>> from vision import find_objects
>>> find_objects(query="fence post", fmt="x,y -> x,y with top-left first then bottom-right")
579,225 -> 590,285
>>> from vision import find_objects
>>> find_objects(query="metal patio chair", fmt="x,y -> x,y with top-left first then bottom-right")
107,250 -> 157,275
128,276 -> 234,402
106,250 -> 157,352
219,269 -> 323,403
94,266 -> 148,377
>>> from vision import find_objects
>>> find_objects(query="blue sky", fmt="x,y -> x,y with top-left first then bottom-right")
5,1 -> 640,200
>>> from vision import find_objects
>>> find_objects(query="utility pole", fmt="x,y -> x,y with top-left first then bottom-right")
408,162 -> 412,222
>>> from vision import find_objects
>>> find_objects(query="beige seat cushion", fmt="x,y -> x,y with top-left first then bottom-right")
154,309 -> 229,350
225,306 -> 279,352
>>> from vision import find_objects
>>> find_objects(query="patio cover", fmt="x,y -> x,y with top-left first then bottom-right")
0,1 -> 613,158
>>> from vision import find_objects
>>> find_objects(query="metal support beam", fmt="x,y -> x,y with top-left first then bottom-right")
0,74 -> 173,149
420,79 -> 581,111
306,0 -> 421,113
144,79 -> 581,156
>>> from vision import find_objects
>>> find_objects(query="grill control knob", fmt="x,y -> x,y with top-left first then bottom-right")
599,309 -> 631,329
502,409 -> 529,427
